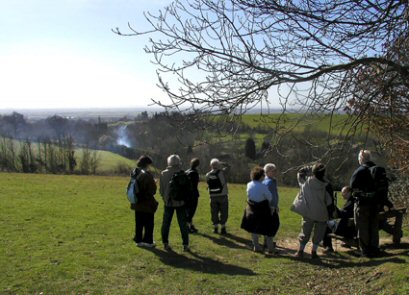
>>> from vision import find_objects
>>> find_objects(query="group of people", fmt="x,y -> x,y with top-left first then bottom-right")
129,155 -> 231,252
128,149 -> 394,258
292,150 -> 394,259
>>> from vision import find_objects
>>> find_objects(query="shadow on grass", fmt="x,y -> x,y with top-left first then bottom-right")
278,245 -> 408,268
146,248 -> 256,276
196,232 -> 251,250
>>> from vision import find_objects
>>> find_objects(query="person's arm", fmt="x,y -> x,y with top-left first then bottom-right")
219,171 -> 227,187
159,173 -> 165,198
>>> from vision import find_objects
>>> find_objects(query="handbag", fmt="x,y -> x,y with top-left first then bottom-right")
290,190 -> 309,217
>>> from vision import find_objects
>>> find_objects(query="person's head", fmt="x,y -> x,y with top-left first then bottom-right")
167,154 -> 181,167
264,163 -> 277,178
250,166 -> 265,181
137,155 -> 153,170
190,158 -> 200,170
210,158 -> 220,170
312,163 -> 326,181
341,186 -> 351,200
358,150 -> 371,165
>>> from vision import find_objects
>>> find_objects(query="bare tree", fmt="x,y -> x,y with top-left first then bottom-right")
114,0 -> 409,169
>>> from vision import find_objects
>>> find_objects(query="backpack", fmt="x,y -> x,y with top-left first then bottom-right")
126,168 -> 141,204
369,165 -> 389,197
207,170 -> 223,194
168,170 -> 192,201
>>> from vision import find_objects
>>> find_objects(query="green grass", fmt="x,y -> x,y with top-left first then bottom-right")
76,148 -> 135,173
1,173 -> 408,294
241,113 -> 363,135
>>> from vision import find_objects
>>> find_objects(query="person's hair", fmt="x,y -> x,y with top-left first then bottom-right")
312,163 -> 326,181
190,158 -> 200,169
250,166 -> 265,181
341,186 -> 351,194
210,158 -> 220,169
137,155 -> 153,169
167,154 -> 181,167
358,150 -> 371,165
264,163 -> 277,174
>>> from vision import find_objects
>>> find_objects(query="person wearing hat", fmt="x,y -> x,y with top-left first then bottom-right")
294,163 -> 333,259
132,155 -> 158,248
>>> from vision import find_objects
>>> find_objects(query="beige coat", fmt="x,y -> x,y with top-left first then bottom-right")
160,166 -> 185,208
298,177 -> 333,222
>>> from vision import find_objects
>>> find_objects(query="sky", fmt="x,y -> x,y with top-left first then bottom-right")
0,0 -> 174,110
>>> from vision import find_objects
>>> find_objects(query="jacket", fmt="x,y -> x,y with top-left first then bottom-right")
186,168 -> 200,199
133,169 -> 158,214
206,168 -> 229,197
262,177 -> 279,208
160,166 -> 185,208
241,199 -> 279,236
297,176 -> 333,222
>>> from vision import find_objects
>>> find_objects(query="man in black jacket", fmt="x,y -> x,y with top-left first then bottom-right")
350,150 -> 379,257
186,158 -> 200,233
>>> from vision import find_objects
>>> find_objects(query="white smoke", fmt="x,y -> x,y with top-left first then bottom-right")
116,125 -> 131,148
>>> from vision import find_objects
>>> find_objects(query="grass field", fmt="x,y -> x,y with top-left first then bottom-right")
1,173 -> 408,294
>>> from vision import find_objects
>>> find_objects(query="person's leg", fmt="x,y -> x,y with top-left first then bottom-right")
161,206 -> 174,245
355,204 -> 371,256
176,206 -> 190,246
220,196 -> 229,233
369,207 -> 380,255
142,212 -> 155,245
187,197 -> 199,232
265,236 -> 274,252
312,221 -> 328,254
298,218 -> 313,253
251,233 -> 262,251
322,226 -> 333,249
210,197 -> 220,231
134,211 -> 143,244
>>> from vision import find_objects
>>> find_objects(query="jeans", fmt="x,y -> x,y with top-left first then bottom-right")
134,211 -> 154,244
161,206 -> 189,246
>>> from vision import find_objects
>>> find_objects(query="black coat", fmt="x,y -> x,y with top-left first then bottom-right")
241,200 -> 279,236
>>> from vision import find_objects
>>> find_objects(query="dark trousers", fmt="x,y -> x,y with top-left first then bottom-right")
354,203 -> 379,255
210,195 -> 229,226
323,218 -> 356,249
134,211 -> 154,244
161,206 -> 189,246
186,197 -> 199,224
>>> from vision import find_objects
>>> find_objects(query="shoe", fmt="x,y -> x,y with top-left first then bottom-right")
266,247 -> 278,255
323,247 -> 334,254
189,225 -> 198,233
183,245 -> 191,252
311,251 -> 319,259
220,227 -> 227,235
144,242 -> 156,248
164,244 -> 172,251
253,246 -> 263,253
213,227 -> 219,234
294,250 -> 304,258
137,242 -> 147,247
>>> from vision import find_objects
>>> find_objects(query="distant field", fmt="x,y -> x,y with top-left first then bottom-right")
240,113 -> 365,135
1,173 -> 408,294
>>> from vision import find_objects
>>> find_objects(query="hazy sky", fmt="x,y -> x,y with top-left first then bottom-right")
0,0 -> 174,109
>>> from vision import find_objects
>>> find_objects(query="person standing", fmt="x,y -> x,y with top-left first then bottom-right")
160,154 -> 190,252
350,150 -> 379,257
132,156 -> 158,248
294,163 -> 333,259
262,163 -> 280,248
186,158 -> 201,233
241,167 -> 277,254
206,158 -> 229,235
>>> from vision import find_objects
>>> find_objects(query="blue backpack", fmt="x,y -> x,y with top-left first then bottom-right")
126,168 -> 142,204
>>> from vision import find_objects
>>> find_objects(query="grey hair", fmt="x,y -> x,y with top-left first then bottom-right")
210,158 -> 220,169
358,150 -> 371,165
167,154 -> 181,167
264,163 -> 277,173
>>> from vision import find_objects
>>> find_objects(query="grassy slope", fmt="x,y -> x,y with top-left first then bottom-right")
75,148 -> 135,173
1,173 -> 408,294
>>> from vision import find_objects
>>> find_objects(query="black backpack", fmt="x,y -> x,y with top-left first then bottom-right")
370,165 -> 389,197
207,170 -> 223,194
168,170 -> 192,201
